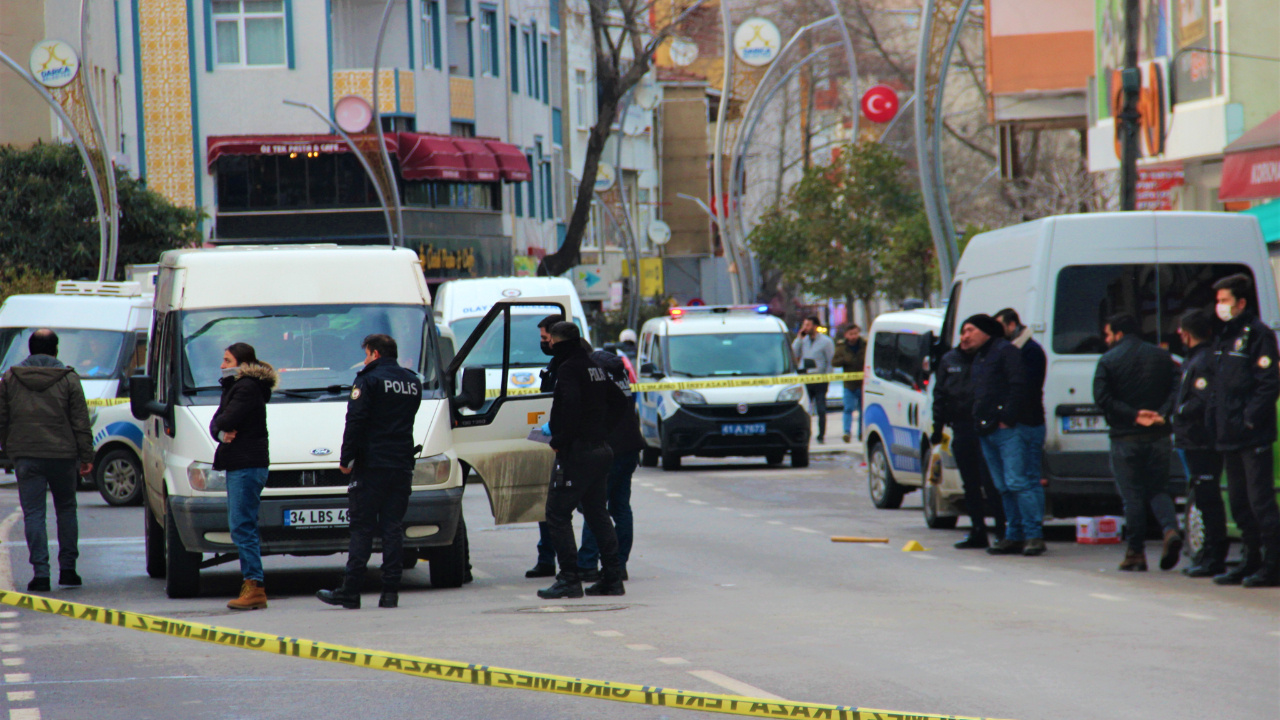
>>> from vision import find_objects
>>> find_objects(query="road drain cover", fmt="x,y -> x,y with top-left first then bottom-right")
501,604 -> 630,614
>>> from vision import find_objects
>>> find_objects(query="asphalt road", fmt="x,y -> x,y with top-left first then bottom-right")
0,450 -> 1276,720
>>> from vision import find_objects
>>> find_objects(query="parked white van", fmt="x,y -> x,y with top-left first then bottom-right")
0,277 -> 153,505
129,245 -> 569,598
937,211 -> 1279,517
636,305 -> 810,470
861,308 -> 965,527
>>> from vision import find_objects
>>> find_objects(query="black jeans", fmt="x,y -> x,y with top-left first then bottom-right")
1109,436 -> 1178,552
1182,449 -> 1226,559
952,431 -> 1005,537
15,458 -> 79,579
546,440 -> 619,578
1222,445 -> 1280,555
806,384 -> 827,439
344,468 -> 412,591
579,450 -> 639,571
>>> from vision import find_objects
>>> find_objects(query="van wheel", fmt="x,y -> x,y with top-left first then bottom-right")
640,447 -> 660,468
429,516 -> 468,589
402,553 -> 419,570
164,500 -> 201,598
922,478 -> 958,529
144,497 -> 166,579
790,448 -> 809,468
868,441 -> 905,509
661,449 -> 682,471
765,451 -> 785,465
96,448 -> 143,506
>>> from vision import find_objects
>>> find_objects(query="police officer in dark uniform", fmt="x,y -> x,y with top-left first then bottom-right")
1172,309 -> 1227,577
1208,274 -> 1280,587
538,322 -> 629,599
527,314 -> 566,579
932,344 -> 1006,549
317,334 -> 422,609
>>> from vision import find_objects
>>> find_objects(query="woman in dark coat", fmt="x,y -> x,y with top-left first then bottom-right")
211,342 -> 276,610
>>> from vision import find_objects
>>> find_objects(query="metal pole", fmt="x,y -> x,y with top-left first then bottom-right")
930,0 -> 974,264
80,0 -> 119,280
711,0 -> 741,304
613,93 -> 643,332
0,50 -> 110,282
372,0 -> 404,245
824,0 -> 860,141
283,100 -> 396,244
1120,0 -> 1141,210
913,0 -> 954,288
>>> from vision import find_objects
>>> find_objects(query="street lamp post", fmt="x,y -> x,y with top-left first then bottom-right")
372,0 -> 404,244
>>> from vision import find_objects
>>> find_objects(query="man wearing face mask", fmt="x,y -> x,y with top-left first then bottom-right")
1208,273 -> 1280,587
526,314 -> 566,579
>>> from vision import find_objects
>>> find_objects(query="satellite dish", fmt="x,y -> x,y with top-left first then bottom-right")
634,85 -> 660,111
334,95 -> 373,134
648,220 -> 672,246
622,105 -> 647,136
669,37 -> 698,67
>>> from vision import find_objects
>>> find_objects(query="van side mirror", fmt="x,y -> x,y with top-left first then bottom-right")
129,375 -> 170,422
452,366 -> 487,411
639,362 -> 663,380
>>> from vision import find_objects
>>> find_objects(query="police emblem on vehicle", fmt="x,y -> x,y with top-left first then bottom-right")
311,447 -> 332,456
511,372 -> 535,387
737,403 -> 748,414
502,288 -> 522,298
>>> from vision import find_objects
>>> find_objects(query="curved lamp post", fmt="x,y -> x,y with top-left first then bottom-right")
371,0 -> 404,245
80,0 -> 119,280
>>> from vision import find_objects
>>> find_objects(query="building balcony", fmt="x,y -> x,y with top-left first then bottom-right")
332,68 -> 415,115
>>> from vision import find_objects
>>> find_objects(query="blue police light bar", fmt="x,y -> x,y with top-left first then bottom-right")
668,305 -> 771,317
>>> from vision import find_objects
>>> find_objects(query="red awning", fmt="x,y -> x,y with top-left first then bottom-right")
482,140 -> 532,182
1220,111 -> 1280,202
450,138 -> 501,182
205,134 -> 396,168
397,133 -> 468,181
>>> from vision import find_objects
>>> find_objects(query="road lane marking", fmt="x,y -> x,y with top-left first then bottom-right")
715,507 -> 732,511
0,645 -> 19,653
2,675 -> 30,684
1026,580 -> 1058,586
565,619 -> 593,625
593,630 -> 624,638
766,521 -> 783,526
639,483 -> 653,487
790,527 -> 820,534
1175,612 -> 1216,621
666,493 -> 683,498
657,657 -> 689,665
1089,593 -> 1125,602
9,709 -> 40,720
516,595 -> 536,600
1,659 -> 23,667
0,614 -> 16,620
626,644 -> 655,651
687,500 -> 708,505
911,554 -> 937,560
739,513 -> 759,518
6,691 -> 33,701
469,569 -> 493,580
687,670 -> 785,701
960,566 -> 991,572
652,488 -> 668,492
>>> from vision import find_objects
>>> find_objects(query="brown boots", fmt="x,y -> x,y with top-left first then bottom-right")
228,579 -> 268,610
1119,549 -> 1148,572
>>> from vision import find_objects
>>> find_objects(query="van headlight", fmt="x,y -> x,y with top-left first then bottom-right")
672,389 -> 707,405
187,462 -> 227,492
777,384 -> 805,403
413,453 -> 453,486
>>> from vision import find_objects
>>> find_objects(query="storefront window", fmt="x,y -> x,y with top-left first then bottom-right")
216,154 -> 375,211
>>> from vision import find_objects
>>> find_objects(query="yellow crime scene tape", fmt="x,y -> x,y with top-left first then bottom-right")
87,398 -> 131,408
487,372 -> 865,400
0,589 -> 1007,720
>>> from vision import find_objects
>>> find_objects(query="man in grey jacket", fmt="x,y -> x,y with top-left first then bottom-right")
0,330 -> 93,592
793,316 -> 835,443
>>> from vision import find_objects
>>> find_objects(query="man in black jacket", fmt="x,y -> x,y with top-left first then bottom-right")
1173,309 -> 1226,577
318,334 -> 422,609
1208,273 -> 1280,587
932,343 -> 1005,548
967,314 -> 1037,556
1093,313 -> 1181,572
526,314 -> 565,580
538,322 -> 629,599
996,308 -> 1048,542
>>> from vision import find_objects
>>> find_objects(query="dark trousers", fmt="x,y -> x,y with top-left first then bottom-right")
1109,436 -> 1179,552
1182,449 -> 1227,561
806,384 -> 827,439
1222,445 -> 1280,556
546,440 -> 619,578
15,458 -> 79,579
535,464 -> 564,566
344,468 -> 411,591
951,431 -> 1005,537
579,449 -> 639,571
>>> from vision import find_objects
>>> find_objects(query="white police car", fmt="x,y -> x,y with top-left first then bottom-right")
636,305 -> 810,471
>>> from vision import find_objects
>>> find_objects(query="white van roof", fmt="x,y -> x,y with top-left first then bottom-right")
645,306 -> 789,336
436,276 -> 580,318
160,246 -> 429,309
870,308 -> 944,334
0,293 -> 151,332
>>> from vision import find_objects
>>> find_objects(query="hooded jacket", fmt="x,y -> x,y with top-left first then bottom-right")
1209,310 -> 1280,451
0,355 -> 93,463
210,362 -> 277,471
970,336 -> 1026,436
1009,326 -> 1047,427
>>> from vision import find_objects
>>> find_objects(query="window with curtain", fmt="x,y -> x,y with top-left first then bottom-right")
574,69 -> 588,127
540,38 -> 549,105
447,0 -> 472,77
508,22 -> 519,92
212,0 -> 286,67
523,29 -> 535,98
479,7 -> 498,76
421,0 -> 441,70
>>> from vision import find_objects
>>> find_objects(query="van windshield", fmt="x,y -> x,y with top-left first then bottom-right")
667,333 -> 792,377
179,304 -> 435,397
1053,263 -> 1253,355
0,328 -> 127,379
449,311 -> 583,368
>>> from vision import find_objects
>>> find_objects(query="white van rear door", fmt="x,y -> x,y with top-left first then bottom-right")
449,296 -> 571,525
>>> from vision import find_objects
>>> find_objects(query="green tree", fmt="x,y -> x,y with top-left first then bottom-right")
748,141 -> 923,316
0,142 -> 201,280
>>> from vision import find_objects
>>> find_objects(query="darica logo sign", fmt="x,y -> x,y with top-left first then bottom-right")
29,40 -> 80,89
733,18 -> 781,67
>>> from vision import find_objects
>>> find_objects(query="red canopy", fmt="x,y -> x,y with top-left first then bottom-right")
450,138 -> 501,182
206,134 -> 396,167
482,140 -> 532,182
397,133 -> 467,181
1220,111 -> 1280,202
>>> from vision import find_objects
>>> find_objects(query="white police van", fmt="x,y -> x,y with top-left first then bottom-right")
0,273 -> 155,505
129,246 -> 575,598
636,305 -> 810,470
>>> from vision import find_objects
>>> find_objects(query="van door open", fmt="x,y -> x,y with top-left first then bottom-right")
449,297 -> 570,525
